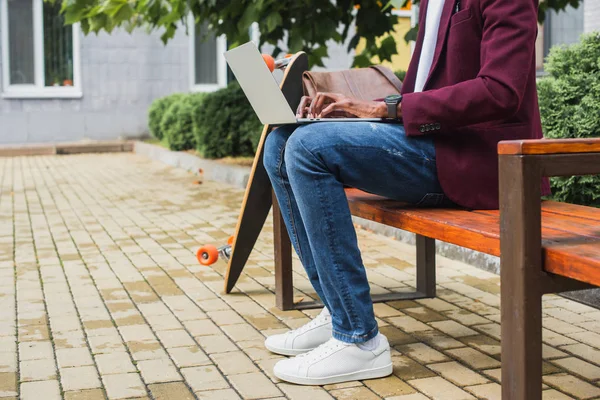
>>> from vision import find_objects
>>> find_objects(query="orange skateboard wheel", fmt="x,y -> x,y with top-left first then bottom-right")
262,54 -> 275,72
227,236 -> 234,246
197,245 -> 219,266
284,54 -> 293,58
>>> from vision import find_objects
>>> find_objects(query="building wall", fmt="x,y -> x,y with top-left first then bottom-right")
585,0 -> 600,33
0,28 -> 190,145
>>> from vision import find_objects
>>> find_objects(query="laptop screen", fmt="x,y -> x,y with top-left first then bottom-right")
224,42 -> 297,125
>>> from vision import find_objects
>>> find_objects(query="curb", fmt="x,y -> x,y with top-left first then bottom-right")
133,141 -> 251,189
0,141 -> 133,157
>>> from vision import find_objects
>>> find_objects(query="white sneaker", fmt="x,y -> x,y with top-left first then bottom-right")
273,334 -> 393,385
265,308 -> 332,356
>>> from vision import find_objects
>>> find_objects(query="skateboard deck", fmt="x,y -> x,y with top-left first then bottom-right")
223,52 -> 308,293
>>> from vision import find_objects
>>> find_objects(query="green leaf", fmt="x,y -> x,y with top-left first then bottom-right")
237,6 -> 260,33
404,25 -> 419,42
265,12 -> 282,33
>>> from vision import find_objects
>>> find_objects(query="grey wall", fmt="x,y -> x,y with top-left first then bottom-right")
585,0 -> 600,33
0,28 -> 190,145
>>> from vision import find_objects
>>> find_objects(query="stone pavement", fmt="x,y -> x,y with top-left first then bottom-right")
1,153 -> 600,400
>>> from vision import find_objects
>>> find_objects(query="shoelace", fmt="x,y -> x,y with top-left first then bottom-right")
298,338 -> 347,363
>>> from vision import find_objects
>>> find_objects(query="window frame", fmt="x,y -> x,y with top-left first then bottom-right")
188,15 -> 227,93
0,0 -> 82,99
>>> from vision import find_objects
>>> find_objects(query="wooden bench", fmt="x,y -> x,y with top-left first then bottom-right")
271,138 -> 600,400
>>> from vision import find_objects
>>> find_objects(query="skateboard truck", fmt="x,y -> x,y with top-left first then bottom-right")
197,236 -> 234,266
262,54 -> 292,72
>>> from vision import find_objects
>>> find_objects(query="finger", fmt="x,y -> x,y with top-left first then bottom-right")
308,93 -> 322,117
311,93 -> 336,117
320,102 -> 343,118
296,96 -> 312,117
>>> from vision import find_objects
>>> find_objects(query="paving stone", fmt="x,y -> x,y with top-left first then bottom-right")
278,383 -> 334,400
195,388 -> 242,399
95,352 -> 136,375
408,376 -> 475,399
63,389 -> 107,400
387,316 -> 433,333
386,394 -> 430,400
0,372 -> 17,397
18,341 -> 54,361
465,382 -> 501,400
552,357 -> 600,380
328,386 -> 381,400
429,320 -> 478,338
543,373 -> 600,399
167,346 -> 211,368
397,343 -> 449,364
56,347 -> 95,368
446,347 -> 501,369
211,351 -> 258,375
428,361 -> 489,386
88,335 -> 126,354
137,358 -> 182,383
20,358 -> 57,381
0,352 -> 16,373
149,382 -> 196,400
20,380 -> 61,400
181,365 -> 229,392
102,373 -> 146,399
60,366 -> 101,391
541,389 -> 576,399
155,329 -> 195,348
363,375 -> 415,397
228,372 -> 283,399
183,319 -> 221,336
197,335 -> 237,354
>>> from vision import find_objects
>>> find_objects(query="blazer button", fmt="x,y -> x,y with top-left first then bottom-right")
435,123 -> 441,130
420,125 -> 426,133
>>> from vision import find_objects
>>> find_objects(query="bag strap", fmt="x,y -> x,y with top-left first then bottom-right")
370,65 -> 403,92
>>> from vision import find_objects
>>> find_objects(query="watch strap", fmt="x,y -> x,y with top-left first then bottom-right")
387,102 -> 398,119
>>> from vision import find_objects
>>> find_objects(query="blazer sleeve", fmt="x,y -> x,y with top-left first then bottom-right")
401,0 -> 538,136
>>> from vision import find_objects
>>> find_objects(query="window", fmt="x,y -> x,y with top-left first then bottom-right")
1,0 -> 81,98
189,17 -> 227,92
536,5 -> 584,73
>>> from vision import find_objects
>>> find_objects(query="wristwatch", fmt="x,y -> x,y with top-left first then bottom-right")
384,94 -> 403,119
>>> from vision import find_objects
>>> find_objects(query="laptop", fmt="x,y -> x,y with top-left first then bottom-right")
224,42 -> 384,125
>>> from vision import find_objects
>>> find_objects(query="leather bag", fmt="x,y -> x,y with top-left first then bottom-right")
302,65 -> 403,101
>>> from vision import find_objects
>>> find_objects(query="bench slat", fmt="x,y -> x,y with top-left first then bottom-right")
546,243 -> 600,286
346,189 -> 600,283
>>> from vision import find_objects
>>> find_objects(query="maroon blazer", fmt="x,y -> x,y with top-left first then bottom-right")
401,0 -> 550,210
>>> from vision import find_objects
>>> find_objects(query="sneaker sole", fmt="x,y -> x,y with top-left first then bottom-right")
264,342 -> 315,356
274,362 -> 393,385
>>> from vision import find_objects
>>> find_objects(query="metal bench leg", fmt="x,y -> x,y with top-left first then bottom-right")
416,235 -> 436,298
273,191 -> 294,310
500,155 -> 543,400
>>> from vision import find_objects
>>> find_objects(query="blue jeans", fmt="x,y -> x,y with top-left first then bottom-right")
263,122 -> 449,343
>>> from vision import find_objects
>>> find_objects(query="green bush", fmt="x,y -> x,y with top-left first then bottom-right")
161,93 -> 207,151
148,93 -> 184,140
394,70 -> 406,82
193,82 -> 263,159
538,32 -> 600,207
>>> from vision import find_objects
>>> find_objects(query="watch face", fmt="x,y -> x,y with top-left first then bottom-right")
385,94 -> 402,103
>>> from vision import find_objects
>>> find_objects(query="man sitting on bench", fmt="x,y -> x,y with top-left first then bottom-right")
262,0 -> 550,386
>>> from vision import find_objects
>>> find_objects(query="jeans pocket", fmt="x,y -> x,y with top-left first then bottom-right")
416,193 -> 447,207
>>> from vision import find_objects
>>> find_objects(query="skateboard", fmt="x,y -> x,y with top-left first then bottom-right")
197,51 -> 308,294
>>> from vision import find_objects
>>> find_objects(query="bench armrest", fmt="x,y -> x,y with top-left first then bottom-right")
499,138 -> 600,155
